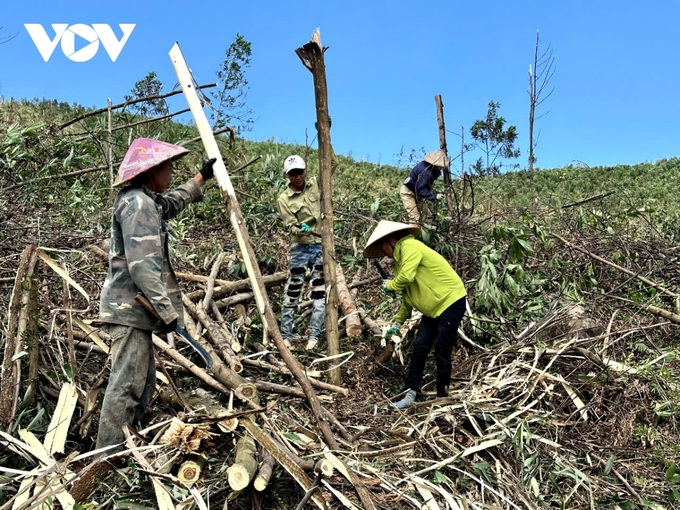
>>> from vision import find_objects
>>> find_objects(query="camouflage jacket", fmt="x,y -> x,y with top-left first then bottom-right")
99,178 -> 203,330
276,179 -> 321,245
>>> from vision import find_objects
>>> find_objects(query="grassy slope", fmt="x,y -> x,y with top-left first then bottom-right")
2,99 -> 680,508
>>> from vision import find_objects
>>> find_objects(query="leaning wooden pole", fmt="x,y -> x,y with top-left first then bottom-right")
169,42 -> 338,450
435,94 -> 454,216
295,29 -> 342,385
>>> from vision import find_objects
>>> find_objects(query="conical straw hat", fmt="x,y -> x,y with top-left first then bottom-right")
114,138 -> 190,186
363,220 -> 421,258
423,149 -> 449,168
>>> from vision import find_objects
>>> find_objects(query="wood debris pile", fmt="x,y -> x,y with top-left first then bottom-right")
1,227 -> 679,509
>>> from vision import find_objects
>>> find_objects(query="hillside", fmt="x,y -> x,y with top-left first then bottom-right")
1,98 -> 679,509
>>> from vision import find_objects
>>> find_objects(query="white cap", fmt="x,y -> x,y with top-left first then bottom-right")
284,155 -> 306,174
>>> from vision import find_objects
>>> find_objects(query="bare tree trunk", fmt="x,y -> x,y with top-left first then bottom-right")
435,94 -> 455,217
295,30 -> 341,385
528,29 -> 555,211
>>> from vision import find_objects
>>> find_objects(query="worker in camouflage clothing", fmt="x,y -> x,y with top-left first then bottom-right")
96,138 -> 216,452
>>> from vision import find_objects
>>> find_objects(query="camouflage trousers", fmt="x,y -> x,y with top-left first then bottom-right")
280,243 -> 325,340
95,324 -> 155,452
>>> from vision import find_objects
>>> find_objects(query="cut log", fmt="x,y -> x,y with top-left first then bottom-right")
232,303 -> 249,341
241,418 -> 327,508
253,448 -> 276,492
215,291 -> 255,310
209,300 -> 242,353
336,265 -> 363,338
178,455 -> 206,485
227,430 -> 258,491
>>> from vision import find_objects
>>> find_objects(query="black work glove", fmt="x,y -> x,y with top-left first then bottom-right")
199,158 -> 217,181
156,317 -> 177,334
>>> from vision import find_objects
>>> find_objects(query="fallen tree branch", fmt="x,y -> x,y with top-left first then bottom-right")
552,233 -> 678,298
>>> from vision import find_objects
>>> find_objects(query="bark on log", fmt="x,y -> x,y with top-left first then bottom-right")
253,447 -> 276,491
215,292 -> 254,311
68,457 -> 120,503
241,418 -> 327,509
242,358 -> 349,396
358,308 -> 383,338
0,244 -> 36,425
151,336 -> 228,393
209,300 -> 242,353
227,430 -> 258,491
183,296 -> 242,373
295,30 -> 342,386
232,303 -> 249,341
177,455 -> 205,485
202,252 -> 227,309
336,265 -> 363,338
184,272 -> 287,302
23,252 -> 40,405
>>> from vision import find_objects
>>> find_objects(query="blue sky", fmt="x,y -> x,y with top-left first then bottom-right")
1,1 -> 678,171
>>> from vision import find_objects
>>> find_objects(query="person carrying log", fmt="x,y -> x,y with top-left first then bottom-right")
399,149 -> 448,225
276,154 -> 325,351
363,220 -> 467,409
96,138 -> 216,451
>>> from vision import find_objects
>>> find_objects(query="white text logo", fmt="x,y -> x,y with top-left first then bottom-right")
24,24 -> 135,62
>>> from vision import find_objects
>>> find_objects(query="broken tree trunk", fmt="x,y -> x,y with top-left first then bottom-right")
435,94 -> 455,217
336,265 -> 363,338
295,29 -> 342,386
171,42 -> 337,451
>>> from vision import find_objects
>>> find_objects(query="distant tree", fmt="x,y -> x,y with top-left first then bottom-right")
211,33 -> 253,132
124,71 -> 168,117
528,30 -> 555,207
469,101 -> 520,176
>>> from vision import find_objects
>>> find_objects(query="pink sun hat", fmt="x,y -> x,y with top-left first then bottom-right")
114,138 -> 190,186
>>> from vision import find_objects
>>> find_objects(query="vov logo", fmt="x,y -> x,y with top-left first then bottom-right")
24,24 -> 135,62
